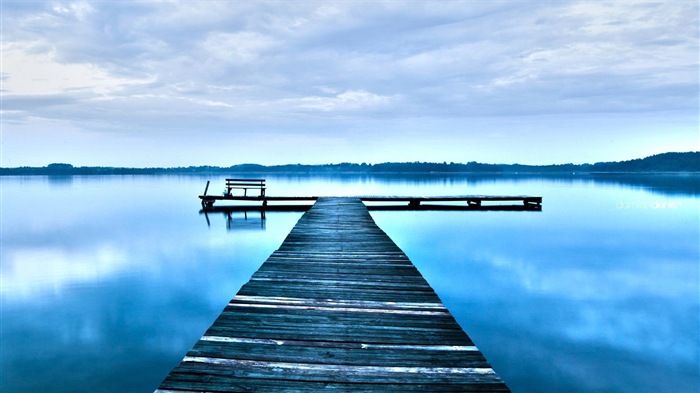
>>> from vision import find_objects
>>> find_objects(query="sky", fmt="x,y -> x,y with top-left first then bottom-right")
1,0 -> 698,167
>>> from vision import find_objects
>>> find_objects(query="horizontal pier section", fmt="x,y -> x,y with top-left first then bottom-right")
200,194 -> 542,211
157,197 -> 510,392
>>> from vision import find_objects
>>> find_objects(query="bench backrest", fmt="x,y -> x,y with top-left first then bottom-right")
225,178 -> 265,188
225,178 -> 266,197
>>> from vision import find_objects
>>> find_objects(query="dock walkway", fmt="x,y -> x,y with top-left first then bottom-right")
156,197 -> 510,392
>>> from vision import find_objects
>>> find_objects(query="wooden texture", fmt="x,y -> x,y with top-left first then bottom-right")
156,198 -> 510,392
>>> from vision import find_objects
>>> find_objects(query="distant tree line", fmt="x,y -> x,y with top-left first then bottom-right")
1,152 -> 698,175
589,152 -> 699,172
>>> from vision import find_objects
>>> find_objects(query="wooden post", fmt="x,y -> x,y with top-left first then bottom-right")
203,180 -> 210,196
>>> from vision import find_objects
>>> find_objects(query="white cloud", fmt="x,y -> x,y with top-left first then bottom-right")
287,89 -> 398,112
51,1 -> 95,21
2,41 -> 153,96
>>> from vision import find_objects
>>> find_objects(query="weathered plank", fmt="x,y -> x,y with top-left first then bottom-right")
156,197 -> 510,392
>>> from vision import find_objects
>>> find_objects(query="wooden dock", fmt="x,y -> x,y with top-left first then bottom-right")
156,198 -> 510,392
200,194 -> 542,211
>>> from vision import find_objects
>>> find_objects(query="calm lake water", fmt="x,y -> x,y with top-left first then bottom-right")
1,174 -> 698,393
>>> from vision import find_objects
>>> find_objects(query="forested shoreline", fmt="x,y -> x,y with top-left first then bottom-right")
2,152 -> 698,175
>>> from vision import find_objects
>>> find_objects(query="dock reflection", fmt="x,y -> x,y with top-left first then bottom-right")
201,209 -> 274,230
200,206 -> 311,230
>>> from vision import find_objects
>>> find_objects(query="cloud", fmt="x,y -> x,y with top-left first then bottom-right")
288,89 -> 399,112
1,41 -> 153,97
50,1 -> 95,21
1,1 -> 697,165
5,1 -> 696,116
480,1 -> 698,92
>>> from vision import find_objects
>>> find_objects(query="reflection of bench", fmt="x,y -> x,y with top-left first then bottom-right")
225,178 -> 266,197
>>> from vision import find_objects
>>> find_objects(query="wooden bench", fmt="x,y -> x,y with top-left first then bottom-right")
225,178 -> 266,197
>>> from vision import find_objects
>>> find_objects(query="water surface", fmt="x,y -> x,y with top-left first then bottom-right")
1,174 -> 698,392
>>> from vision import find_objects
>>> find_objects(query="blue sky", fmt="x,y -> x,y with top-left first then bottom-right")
1,1 -> 698,167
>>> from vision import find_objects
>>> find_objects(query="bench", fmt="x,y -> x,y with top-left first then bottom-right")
225,178 -> 266,197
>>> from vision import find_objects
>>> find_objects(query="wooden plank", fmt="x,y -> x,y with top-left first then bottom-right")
155,197 -> 510,392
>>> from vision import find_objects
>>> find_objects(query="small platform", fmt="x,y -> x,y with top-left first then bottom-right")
156,198 -> 511,392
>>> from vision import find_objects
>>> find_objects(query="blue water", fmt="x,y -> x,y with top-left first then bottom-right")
1,174 -> 698,392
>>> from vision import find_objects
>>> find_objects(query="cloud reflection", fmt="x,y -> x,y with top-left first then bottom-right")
3,244 -> 128,299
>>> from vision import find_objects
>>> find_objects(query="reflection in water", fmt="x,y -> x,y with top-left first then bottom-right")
588,173 -> 700,196
246,172 -> 700,197
47,175 -> 75,187
202,210 -> 268,231
3,243 -> 129,299
371,183 -> 699,392
1,174 -> 698,393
